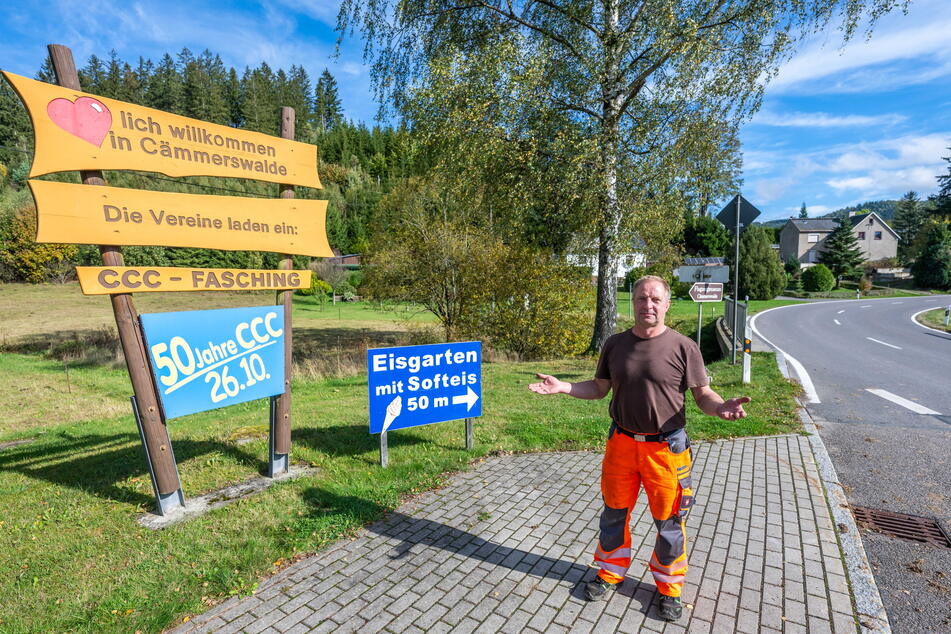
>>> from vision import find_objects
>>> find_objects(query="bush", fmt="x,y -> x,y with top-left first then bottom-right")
348,270 -> 363,289
335,281 -> 356,299
297,276 -> 332,297
0,198 -> 78,282
461,246 -> 592,359
802,264 -> 835,292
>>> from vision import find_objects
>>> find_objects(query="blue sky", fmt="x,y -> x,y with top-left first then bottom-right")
1,0 -> 949,223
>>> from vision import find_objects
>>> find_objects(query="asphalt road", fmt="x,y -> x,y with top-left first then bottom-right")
751,295 -> 951,634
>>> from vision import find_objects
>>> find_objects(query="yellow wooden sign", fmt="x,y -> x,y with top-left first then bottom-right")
3,71 -> 321,188
76,266 -> 312,295
30,179 -> 333,257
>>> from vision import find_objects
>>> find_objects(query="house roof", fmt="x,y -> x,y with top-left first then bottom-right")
787,218 -> 839,232
848,211 -> 899,239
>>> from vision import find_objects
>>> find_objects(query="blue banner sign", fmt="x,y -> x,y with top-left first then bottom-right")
367,341 -> 482,434
140,306 -> 285,420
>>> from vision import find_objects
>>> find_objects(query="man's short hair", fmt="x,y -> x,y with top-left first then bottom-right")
633,275 -> 671,301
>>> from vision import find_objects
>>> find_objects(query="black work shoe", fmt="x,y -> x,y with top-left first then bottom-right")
584,576 -> 617,601
657,594 -> 683,621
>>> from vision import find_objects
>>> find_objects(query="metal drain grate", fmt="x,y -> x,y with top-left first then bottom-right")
852,506 -> 951,548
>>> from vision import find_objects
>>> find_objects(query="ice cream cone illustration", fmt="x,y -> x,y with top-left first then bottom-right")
381,395 -> 402,433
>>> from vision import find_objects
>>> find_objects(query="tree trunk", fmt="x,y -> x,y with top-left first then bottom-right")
589,0 -> 622,354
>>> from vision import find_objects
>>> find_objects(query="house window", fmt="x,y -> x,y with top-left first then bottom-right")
874,231 -> 882,240
857,231 -> 865,239
807,233 -> 819,243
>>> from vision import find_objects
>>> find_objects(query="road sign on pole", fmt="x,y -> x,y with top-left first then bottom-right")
715,194 -> 761,232
676,265 -> 730,284
688,282 -> 724,302
717,194 -> 761,364
368,342 -> 482,465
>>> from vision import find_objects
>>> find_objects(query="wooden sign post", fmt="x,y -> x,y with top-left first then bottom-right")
270,107 -> 296,478
19,44 -> 333,516
47,44 -> 184,512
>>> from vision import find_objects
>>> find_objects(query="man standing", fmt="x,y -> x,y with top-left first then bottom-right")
529,275 -> 749,621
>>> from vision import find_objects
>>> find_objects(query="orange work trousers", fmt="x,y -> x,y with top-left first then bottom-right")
593,424 -> 694,598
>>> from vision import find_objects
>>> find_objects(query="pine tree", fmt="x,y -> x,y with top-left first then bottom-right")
147,54 -> 183,113
314,69 -> 343,132
892,191 -> 927,265
799,202 -> 808,218
818,221 -> 865,286
726,225 -> 785,300
911,224 -> 951,289
932,149 -> 951,218
78,54 -> 106,93
241,63 -> 279,133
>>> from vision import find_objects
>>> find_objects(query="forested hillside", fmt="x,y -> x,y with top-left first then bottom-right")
0,49 -> 420,279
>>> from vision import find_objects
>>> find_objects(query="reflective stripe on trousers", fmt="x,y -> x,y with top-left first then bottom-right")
592,425 -> 694,598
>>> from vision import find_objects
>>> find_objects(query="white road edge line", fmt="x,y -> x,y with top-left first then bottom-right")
837,309 -> 845,314
865,337 -> 901,350
833,319 -> 841,325
865,388 -> 941,415
910,306 -> 946,335
749,307 -> 821,404
860,305 -> 871,308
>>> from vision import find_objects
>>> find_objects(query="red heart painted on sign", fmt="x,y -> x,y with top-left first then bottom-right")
46,96 -> 112,147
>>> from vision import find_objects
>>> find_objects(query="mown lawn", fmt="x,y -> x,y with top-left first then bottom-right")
0,284 -> 803,632
916,307 -> 951,332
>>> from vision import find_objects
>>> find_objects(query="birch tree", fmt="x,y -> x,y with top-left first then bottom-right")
338,0 -> 906,352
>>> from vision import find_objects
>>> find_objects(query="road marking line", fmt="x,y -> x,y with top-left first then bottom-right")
910,306 -> 948,335
834,319 -> 841,325
749,309 -> 820,404
865,337 -> 901,350
837,310 -> 845,314
891,301 -> 903,304
860,305 -> 871,308
865,389 -> 941,415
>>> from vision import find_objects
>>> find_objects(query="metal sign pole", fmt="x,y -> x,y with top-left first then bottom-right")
628,279 -> 633,320
732,195 -> 741,365
130,396 -> 184,516
465,418 -> 473,450
696,303 -> 702,348
380,432 -> 389,468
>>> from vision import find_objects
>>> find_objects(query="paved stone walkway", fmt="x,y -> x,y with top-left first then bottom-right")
173,435 -> 861,633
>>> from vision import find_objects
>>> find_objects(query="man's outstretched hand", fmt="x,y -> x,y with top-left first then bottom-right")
528,373 -> 567,395
716,396 -> 751,421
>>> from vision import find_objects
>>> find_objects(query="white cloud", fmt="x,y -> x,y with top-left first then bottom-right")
744,132 -> 949,205
787,204 -> 832,215
827,166 -> 941,195
769,0 -> 951,94
752,111 -> 906,128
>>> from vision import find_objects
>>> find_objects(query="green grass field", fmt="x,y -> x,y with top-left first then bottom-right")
0,283 -> 803,631
916,307 -> 951,332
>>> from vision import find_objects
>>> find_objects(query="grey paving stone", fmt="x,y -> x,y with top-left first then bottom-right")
165,439 -> 867,634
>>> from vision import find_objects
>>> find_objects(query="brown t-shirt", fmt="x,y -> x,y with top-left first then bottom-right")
595,327 -> 709,434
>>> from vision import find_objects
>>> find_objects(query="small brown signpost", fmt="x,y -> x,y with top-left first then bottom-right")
687,282 -> 724,349
8,44 -> 332,517
688,282 -> 724,302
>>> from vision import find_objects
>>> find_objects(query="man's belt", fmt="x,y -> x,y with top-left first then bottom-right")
611,422 -> 681,442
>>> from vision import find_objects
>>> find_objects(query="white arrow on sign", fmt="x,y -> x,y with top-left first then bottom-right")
452,386 -> 479,411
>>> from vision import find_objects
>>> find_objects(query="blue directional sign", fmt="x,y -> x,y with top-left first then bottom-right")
140,306 -> 285,420
367,341 -> 482,434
